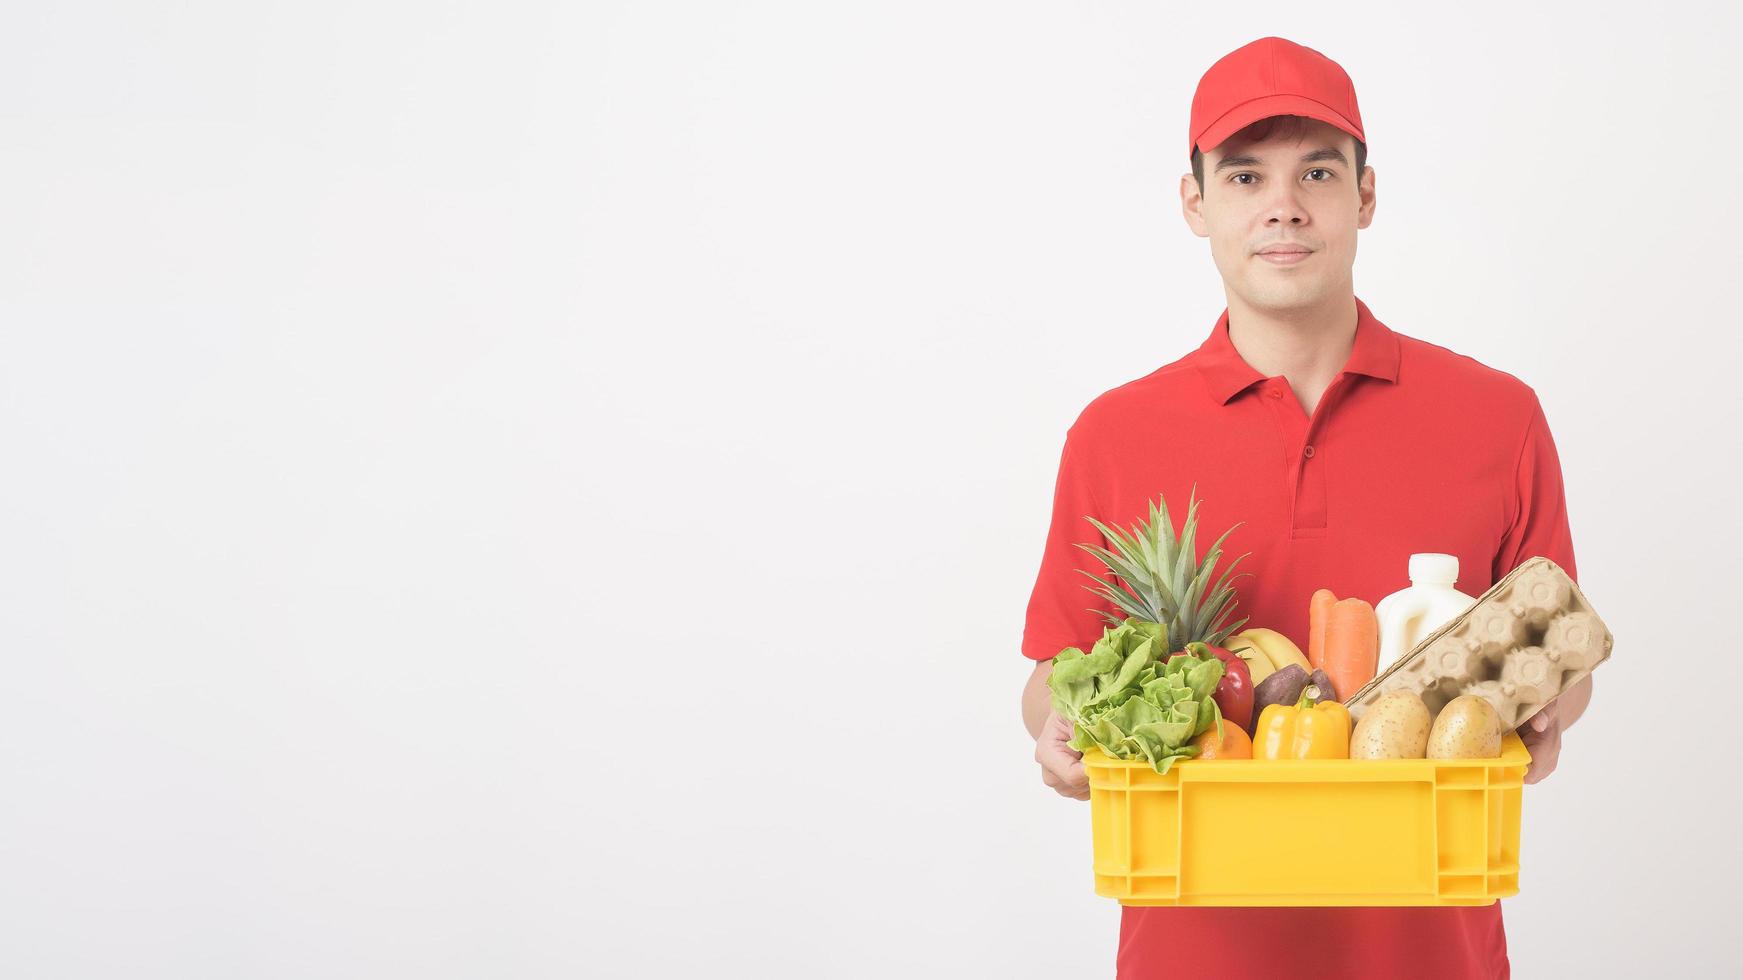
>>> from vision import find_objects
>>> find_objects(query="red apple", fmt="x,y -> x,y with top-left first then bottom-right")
1190,641 -> 1254,733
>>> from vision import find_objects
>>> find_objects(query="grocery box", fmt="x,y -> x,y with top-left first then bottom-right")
1084,731 -> 1531,907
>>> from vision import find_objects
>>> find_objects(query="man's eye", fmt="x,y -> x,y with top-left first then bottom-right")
1232,170 -> 1332,185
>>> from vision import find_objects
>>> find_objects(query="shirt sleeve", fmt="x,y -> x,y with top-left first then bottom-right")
1491,393 -> 1578,584
1021,428 -> 1119,661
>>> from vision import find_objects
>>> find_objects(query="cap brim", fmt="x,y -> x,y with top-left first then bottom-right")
1193,93 -> 1365,158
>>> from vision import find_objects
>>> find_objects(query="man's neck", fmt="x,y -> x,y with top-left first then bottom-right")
1225,291 -> 1358,416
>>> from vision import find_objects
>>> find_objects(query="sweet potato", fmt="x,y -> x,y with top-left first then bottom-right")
1251,664 -> 1309,721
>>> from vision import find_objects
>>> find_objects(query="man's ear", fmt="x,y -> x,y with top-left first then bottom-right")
1181,173 -> 1209,238
1356,165 -> 1377,230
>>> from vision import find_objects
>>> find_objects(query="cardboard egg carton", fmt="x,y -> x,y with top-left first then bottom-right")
1345,557 -> 1612,731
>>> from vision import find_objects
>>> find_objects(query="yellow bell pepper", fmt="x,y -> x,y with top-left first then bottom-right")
1253,684 -> 1351,759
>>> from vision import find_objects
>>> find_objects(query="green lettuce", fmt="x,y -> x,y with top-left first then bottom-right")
1048,618 -> 1225,774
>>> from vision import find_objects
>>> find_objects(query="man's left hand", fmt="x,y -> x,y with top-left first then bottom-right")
1519,698 -> 1562,784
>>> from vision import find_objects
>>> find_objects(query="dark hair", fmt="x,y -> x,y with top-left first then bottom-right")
1191,114 -> 1367,193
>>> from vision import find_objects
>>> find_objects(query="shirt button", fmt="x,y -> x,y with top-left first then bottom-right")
1303,444 -> 1316,458
1267,388 -> 1283,399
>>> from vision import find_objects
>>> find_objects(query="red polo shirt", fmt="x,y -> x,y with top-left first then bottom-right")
1023,296 -> 1576,980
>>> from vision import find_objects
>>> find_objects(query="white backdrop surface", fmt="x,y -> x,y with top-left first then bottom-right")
2,3 -> 1737,977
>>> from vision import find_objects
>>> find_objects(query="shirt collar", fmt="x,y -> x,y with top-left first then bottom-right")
1192,296 -> 1401,405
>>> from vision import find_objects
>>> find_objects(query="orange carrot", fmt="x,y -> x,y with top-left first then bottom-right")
1322,598 -> 1378,702
1308,589 -> 1338,670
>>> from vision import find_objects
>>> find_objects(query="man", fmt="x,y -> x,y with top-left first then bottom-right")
1018,37 -> 1593,979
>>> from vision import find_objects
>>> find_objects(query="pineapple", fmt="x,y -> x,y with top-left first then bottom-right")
1074,487 -> 1252,650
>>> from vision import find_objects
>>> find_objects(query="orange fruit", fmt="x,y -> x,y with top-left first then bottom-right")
1192,721 -> 1253,760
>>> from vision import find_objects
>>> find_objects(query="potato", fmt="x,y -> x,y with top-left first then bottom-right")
1349,690 -> 1430,759
1426,694 -> 1503,759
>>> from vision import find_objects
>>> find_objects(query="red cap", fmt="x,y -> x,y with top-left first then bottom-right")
1189,37 -> 1365,160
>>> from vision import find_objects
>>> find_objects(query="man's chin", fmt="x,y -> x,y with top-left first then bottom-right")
1234,279 -> 1327,315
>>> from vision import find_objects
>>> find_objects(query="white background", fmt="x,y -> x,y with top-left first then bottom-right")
2,2 -> 1738,977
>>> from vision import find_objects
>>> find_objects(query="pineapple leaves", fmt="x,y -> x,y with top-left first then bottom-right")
1071,488 -> 1248,653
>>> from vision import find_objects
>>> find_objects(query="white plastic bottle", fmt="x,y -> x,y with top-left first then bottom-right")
1374,554 -> 1477,672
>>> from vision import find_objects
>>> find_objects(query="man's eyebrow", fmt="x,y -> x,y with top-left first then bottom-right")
1213,147 -> 1349,172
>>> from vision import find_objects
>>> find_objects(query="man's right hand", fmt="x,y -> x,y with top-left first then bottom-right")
1035,709 -> 1090,800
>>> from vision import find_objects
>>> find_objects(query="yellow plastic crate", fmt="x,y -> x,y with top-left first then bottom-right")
1083,732 -> 1530,907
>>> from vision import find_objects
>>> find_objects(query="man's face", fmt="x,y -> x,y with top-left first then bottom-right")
1182,117 -> 1376,314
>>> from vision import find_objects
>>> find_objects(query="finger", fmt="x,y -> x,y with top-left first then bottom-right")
1038,747 -> 1088,787
1041,752 -> 1087,790
1041,764 -> 1081,799
1036,737 -> 1083,771
1054,771 -> 1089,800
1047,712 -> 1075,740
1034,733 -> 1074,766
1525,735 -> 1560,784
1049,717 -> 1084,758
1531,713 -> 1547,732
1052,763 -> 1080,795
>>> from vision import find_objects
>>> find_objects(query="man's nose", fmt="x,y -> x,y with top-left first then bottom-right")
1264,183 -> 1309,224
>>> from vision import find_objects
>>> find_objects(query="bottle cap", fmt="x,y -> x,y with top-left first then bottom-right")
1408,552 -> 1459,586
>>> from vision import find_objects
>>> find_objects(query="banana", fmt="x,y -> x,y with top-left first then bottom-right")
1239,628 -> 1311,674
1224,633 -> 1275,685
